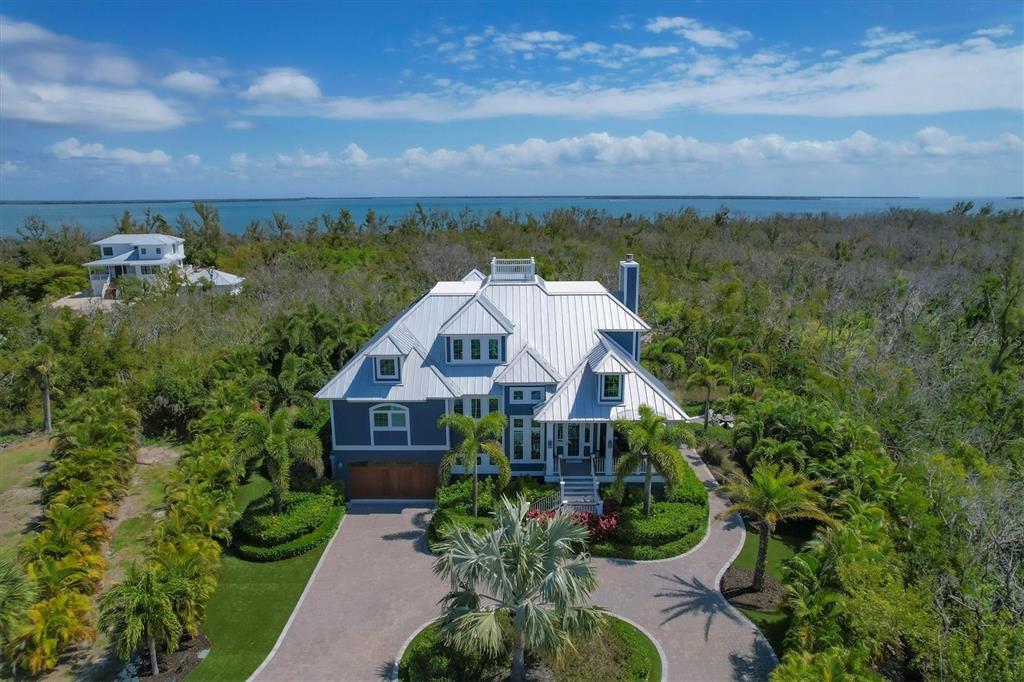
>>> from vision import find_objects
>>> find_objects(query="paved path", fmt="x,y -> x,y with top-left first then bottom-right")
590,450 -> 778,681
252,450 -> 777,681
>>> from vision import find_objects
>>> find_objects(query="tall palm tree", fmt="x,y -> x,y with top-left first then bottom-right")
21,342 -> 55,433
686,356 -> 732,430
237,407 -> 322,514
612,405 -> 696,516
99,563 -> 182,676
254,352 -> 322,413
434,495 -> 605,682
718,462 -> 831,591
0,557 -> 37,649
150,540 -> 218,638
437,412 -> 509,517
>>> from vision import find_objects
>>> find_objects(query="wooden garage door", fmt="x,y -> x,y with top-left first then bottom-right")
347,461 -> 438,499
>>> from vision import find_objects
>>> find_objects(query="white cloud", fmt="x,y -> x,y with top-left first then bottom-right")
1,160 -> 17,174
635,46 -> 679,58
340,143 -> 369,166
0,15 -> 59,43
371,128 -> 1024,173
275,148 -> 332,168
821,49 -> 841,58
862,26 -> 918,49
161,69 -> 220,94
645,16 -> 751,48
229,152 -> 249,168
248,35 -> 1023,121
226,119 -> 253,129
245,68 -> 321,99
183,154 -> 201,166
1,71 -> 185,130
973,25 -> 1013,38
86,55 -> 139,85
49,137 -> 172,165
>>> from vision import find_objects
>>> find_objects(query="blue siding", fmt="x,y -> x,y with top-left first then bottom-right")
332,399 -> 449,447
332,401 -> 371,445
605,331 -> 635,357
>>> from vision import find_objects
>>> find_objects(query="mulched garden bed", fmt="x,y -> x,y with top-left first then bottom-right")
130,632 -> 210,681
721,566 -> 784,611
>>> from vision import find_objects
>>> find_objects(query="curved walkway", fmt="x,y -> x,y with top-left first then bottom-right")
251,450 -> 776,681
590,449 -> 777,681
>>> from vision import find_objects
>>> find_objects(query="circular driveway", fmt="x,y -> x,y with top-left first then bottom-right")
251,451 -> 777,681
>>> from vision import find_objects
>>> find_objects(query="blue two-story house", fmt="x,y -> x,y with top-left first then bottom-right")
316,256 -> 689,500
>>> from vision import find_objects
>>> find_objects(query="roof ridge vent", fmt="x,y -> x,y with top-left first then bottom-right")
490,257 -> 535,281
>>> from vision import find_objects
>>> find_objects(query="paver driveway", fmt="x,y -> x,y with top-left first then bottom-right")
252,451 -> 777,681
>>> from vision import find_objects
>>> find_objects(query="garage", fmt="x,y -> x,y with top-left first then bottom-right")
346,460 -> 438,499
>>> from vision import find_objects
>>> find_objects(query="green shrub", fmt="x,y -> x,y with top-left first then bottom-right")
399,622 -> 509,682
614,502 -> 707,546
234,506 -> 344,562
427,508 -> 495,546
591,527 -> 706,561
435,477 -> 496,514
664,464 -> 708,505
290,476 -> 345,503
503,477 -> 558,503
236,492 -> 334,546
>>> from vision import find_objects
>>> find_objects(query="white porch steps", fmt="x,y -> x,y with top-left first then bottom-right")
560,475 -> 603,514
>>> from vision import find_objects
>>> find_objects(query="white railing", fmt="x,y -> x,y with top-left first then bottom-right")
491,257 -> 535,281
594,454 -> 606,475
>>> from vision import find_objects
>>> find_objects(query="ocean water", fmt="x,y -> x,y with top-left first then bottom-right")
1,195 -> 1021,237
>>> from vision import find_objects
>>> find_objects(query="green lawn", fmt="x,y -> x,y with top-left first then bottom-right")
188,476 -> 334,681
731,529 -> 805,657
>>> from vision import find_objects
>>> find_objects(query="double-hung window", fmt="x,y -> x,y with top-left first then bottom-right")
452,339 -> 464,361
102,246 -> 114,256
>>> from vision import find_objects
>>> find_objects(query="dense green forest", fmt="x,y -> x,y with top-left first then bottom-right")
1,203 -> 1022,680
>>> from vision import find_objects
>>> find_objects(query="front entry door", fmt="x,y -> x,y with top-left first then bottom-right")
556,423 -> 593,459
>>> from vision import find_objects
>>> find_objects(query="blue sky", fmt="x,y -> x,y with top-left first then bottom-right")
1,1 -> 1022,199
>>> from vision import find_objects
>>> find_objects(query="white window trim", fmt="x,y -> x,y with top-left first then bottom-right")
374,356 -> 401,383
448,335 -> 504,364
599,374 -> 623,403
369,403 -> 410,446
510,386 -> 545,404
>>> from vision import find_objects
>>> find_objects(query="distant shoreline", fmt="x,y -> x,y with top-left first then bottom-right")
0,194 -> 933,206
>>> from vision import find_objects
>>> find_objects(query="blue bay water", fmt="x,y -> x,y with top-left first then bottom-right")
1,196 -> 1021,237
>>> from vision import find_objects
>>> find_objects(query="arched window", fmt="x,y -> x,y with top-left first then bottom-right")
369,403 -> 410,446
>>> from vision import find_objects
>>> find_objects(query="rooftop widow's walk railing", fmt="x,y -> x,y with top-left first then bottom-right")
490,257 -> 536,281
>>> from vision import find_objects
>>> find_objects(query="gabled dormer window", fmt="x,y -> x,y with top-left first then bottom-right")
102,247 -> 113,256
600,374 -> 623,402
374,356 -> 400,382
448,336 -> 504,364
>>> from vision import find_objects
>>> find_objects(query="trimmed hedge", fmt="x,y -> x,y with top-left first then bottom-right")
235,506 -> 344,562
427,508 -> 496,545
614,502 -> 707,546
237,492 -> 335,546
664,462 -> 708,506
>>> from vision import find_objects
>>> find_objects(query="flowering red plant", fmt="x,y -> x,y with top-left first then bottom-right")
526,508 -> 618,543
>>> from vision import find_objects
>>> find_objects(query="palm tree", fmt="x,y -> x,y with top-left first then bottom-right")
0,557 -> 37,649
686,356 -> 732,430
150,540 -> 219,637
22,342 -> 55,433
718,462 -> 831,592
99,563 -> 182,676
434,495 -> 605,682
6,592 -> 94,674
437,412 -> 509,517
641,336 -> 687,381
253,352 -> 322,413
612,405 -> 696,516
237,407 -> 323,514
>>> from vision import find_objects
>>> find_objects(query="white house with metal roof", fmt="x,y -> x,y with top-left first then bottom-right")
84,234 -> 242,298
316,255 -> 689,502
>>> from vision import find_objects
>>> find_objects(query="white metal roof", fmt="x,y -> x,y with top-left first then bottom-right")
493,345 -> 562,385
438,295 -> 515,335
588,338 -> 634,374
461,268 -> 486,282
534,335 -> 689,423
316,264 -> 674,419
186,268 -> 243,287
84,252 -> 182,266
93,233 -> 184,246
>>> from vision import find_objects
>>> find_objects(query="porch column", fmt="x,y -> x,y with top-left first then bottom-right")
604,424 -> 613,477
545,423 -> 554,477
